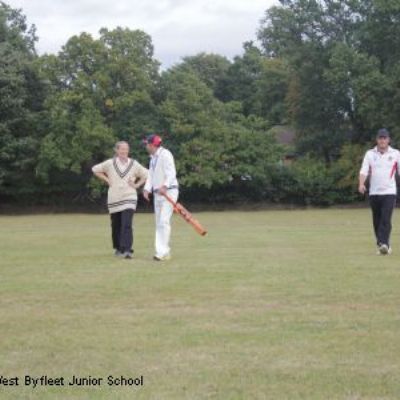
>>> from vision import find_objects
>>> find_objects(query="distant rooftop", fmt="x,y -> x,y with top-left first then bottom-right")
270,126 -> 296,146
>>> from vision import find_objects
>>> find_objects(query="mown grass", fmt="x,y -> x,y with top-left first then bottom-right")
0,209 -> 400,399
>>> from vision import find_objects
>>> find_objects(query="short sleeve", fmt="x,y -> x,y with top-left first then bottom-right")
92,160 -> 110,174
163,150 -> 177,187
359,152 -> 370,176
397,151 -> 400,174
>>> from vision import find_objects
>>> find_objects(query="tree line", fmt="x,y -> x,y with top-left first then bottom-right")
1,0 -> 399,207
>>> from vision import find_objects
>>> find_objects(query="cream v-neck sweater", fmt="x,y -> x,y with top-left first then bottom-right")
92,158 -> 148,213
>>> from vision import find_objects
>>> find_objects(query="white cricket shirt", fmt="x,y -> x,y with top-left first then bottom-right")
144,147 -> 179,193
360,146 -> 400,195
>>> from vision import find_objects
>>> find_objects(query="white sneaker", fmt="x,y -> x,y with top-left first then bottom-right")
153,254 -> 171,262
388,247 -> 393,255
379,244 -> 389,255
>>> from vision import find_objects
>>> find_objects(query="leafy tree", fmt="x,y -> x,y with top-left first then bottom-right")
0,2 -> 45,199
160,68 -> 283,200
170,52 -> 231,99
220,42 -> 288,125
37,28 -> 161,197
3,0 -> 400,206
258,0 -> 400,161
221,42 -> 265,116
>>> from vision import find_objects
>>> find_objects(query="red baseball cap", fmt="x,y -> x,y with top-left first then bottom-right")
143,134 -> 162,146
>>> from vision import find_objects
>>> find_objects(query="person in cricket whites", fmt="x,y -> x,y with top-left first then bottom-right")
143,134 -> 179,261
92,141 -> 148,259
359,128 -> 400,255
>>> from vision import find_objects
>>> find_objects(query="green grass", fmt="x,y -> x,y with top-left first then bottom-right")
1,209 -> 400,399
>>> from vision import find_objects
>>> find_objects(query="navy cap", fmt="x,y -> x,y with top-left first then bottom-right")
377,128 -> 390,138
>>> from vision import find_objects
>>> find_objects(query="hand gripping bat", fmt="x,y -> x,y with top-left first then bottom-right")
163,193 -> 207,236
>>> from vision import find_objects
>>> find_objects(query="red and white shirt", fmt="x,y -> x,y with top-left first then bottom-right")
360,146 -> 400,195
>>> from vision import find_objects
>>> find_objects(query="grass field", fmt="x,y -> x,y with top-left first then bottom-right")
1,209 -> 400,399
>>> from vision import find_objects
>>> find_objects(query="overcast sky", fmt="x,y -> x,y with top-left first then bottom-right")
6,0 -> 276,68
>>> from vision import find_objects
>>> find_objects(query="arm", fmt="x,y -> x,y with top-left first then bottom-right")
397,152 -> 400,175
129,163 -> 149,189
143,162 -> 153,201
359,174 -> 367,194
92,161 -> 111,186
158,151 -> 177,195
359,153 -> 370,194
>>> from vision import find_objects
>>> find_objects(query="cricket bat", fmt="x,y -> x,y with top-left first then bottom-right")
163,193 -> 207,236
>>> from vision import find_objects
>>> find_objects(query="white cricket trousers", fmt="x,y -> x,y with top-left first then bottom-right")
154,189 -> 179,257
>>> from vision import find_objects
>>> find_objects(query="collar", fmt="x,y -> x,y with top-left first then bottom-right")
117,156 -> 130,164
373,145 -> 393,154
113,157 -> 134,178
151,147 -> 163,158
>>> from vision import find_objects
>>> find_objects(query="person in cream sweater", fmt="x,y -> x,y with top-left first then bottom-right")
92,141 -> 148,259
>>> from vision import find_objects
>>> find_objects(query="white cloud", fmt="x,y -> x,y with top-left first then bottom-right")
5,0 -> 276,67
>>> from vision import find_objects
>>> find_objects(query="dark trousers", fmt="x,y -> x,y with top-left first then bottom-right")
369,195 -> 396,246
110,209 -> 134,253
